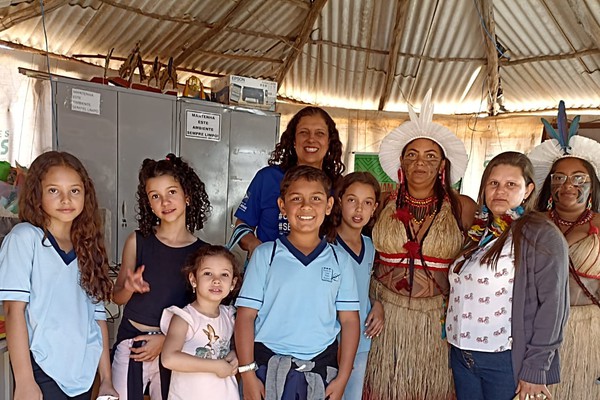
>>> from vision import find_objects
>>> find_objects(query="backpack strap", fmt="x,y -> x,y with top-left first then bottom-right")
269,240 -> 278,266
328,243 -> 339,265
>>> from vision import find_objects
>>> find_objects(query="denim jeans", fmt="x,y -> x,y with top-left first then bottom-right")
450,345 -> 516,400
342,351 -> 369,400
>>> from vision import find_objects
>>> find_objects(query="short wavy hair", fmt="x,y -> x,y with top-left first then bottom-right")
136,153 -> 211,237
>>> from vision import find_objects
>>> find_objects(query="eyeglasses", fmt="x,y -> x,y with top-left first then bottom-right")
550,173 -> 589,186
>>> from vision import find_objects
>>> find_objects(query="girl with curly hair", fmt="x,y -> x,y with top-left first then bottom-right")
234,106 -> 345,256
0,151 -> 118,399
111,153 -> 213,400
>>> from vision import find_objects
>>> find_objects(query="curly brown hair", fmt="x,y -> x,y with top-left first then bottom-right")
18,151 -> 113,302
137,153 -> 211,237
269,107 -> 345,184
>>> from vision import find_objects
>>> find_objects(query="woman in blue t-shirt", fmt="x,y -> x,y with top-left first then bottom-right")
234,106 -> 345,255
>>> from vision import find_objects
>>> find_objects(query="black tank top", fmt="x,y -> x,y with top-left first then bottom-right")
122,230 -> 207,326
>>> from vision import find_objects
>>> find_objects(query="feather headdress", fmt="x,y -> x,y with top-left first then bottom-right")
528,101 -> 600,190
378,89 -> 468,184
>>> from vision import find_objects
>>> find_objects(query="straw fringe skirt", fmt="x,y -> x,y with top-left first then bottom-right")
551,304 -> 600,400
363,280 -> 454,400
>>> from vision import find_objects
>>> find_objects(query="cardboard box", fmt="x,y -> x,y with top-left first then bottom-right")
211,75 -> 277,111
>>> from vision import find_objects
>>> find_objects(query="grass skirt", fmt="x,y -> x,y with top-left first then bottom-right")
362,280 -> 455,400
551,304 -> 600,399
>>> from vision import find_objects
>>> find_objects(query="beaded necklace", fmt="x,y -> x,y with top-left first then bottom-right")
404,192 -> 438,224
550,208 -> 593,227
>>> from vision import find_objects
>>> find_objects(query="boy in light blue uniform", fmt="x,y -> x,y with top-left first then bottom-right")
235,165 -> 360,400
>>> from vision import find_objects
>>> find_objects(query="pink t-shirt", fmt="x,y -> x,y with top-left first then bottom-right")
161,304 -> 239,400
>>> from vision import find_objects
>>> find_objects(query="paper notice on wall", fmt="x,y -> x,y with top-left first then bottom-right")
71,88 -> 101,115
185,110 -> 221,141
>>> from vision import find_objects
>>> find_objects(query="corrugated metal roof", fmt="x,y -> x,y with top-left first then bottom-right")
1,0 -> 600,114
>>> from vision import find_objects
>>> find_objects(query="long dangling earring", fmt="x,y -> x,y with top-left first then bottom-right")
546,196 -> 554,211
587,196 -> 592,210
192,283 -> 196,294
397,168 -> 405,185
439,169 -> 446,186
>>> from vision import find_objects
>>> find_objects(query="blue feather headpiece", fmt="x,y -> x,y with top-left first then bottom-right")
540,100 -> 580,155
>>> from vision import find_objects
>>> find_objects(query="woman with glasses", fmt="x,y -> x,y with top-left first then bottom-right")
447,151 -> 569,400
529,102 -> 600,399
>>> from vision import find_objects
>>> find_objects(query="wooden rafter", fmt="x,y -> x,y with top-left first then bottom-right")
0,0 -> 68,32
74,50 -> 283,65
479,0 -> 499,116
501,48 -> 600,66
378,0 -> 409,111
98,0 -> 293,45
275,0 -> 328,85
173,0 -> 254,67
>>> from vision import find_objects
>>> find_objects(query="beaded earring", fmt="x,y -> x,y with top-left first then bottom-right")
546,196 -> 554,210
439,169 -> 446,186
397,168 -> 404,185
587,196 -> 593,210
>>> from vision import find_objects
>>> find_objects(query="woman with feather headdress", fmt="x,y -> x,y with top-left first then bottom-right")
362,90 -> 477,400
529,102 -> 600,399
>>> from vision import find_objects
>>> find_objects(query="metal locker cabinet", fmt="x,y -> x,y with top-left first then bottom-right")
177,99 -> 232,245
52,78 -> 119,262
226,109 -> 279,244
116,91 -> 177,263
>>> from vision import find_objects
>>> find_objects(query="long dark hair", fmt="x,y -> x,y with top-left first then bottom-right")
269,107 -> 345,184
397,139 -> 463,229
19,151 -> 113,301
462,151 -> 542,270
536,157 -> 600,213
331,172 -> 381,237
137,153 -> 211,237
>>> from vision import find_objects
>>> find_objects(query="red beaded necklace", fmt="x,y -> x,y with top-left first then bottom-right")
550,208 -> 593,227
404,192 -> 437,224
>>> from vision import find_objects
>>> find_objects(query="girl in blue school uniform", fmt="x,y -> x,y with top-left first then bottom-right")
331,172 -> 385,400
111,154 -> 226,400
0,151 -> 118,400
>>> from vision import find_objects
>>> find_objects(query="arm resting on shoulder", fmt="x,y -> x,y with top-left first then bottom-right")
235,219 -> 262,257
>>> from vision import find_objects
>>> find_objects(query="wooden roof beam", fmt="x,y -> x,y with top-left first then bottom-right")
377,0 -> 409,111
173,0 -> 253,67
0,0 -> 68,32
275,0 -> 328,86
479,0 -> 500,116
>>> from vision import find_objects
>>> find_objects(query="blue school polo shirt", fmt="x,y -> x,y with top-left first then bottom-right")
0,223 -> 105,397
334,235 -> 376,354
236,236 -> 360,360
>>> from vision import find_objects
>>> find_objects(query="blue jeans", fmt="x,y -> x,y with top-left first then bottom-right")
450,345 -> 516,400
342,351 -> 368,400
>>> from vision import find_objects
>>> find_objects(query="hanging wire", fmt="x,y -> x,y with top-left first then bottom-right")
39,0 -> 58,148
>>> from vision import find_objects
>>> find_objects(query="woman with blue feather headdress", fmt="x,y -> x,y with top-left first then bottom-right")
529,101 -> 600,399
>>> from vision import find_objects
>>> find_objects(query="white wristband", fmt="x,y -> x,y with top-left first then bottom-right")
238,361 -> 258,373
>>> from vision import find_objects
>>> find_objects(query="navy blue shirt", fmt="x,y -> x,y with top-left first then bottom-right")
234,165 -> 290,242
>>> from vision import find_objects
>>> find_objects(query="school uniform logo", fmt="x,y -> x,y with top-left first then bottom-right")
321,267 -> 340,282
